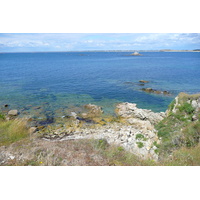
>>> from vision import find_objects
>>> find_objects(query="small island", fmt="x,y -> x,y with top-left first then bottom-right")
130,51 -> 142,56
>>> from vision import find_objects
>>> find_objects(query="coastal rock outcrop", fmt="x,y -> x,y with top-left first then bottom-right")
42,102 -> 166,161
43,122 -> 160,160
115,102 -> 165,125
166,92 -> 200,116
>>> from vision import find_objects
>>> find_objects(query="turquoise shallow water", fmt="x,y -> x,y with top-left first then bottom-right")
0,52 -> 200,117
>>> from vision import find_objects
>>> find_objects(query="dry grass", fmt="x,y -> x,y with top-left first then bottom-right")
0,119 -> 29,146
178,92 -> 200,101
160,144 -> 200,166
1,136 -> 200,166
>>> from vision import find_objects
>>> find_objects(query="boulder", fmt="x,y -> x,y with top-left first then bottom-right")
28,127 -> 38,134
69,112 -> 77,119
8,110 -> 19,116
115,102 -> 165,125
81,104 -> 103,118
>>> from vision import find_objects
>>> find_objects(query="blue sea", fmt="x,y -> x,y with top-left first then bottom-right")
0,52 -> 200,119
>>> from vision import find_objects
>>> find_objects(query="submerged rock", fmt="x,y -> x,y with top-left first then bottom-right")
81,104 -> 103,119
139,80 -> 149,83
141,88 -> 171,95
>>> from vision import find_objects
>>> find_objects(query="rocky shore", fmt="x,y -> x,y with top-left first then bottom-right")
1,92 -> 200,165
1,102 -> 166,161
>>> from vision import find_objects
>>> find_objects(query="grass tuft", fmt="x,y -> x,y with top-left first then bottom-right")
0,119 -> 29,146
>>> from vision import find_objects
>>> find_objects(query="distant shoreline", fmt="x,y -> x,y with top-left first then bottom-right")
0,50 -> 200,53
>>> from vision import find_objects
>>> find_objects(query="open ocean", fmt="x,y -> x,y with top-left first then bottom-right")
0,52 -> 200,118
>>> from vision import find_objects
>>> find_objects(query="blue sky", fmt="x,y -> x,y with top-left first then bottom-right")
0,33 -> 200,52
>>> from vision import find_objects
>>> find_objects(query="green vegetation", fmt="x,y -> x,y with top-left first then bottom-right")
0,112 -> 5,120
178,102 -> 195,114
136,133 -> 147,141
91,140 -> 155,166
161,143 -> 200,166
168,99 -> 175,112
136,142 -> 144,148
0,118 -> 29,146
155,93 -> 200,157
136,133 -> 144,140
182,121 -> 200,147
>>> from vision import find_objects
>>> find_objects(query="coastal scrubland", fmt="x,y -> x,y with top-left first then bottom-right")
0,92 -> 200,166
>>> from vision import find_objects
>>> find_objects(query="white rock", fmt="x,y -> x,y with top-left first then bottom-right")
8,110 -> 19,116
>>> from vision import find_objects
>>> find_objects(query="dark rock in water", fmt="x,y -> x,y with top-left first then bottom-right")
138,83 -> 145,86
142,88 -> 154,93
163,91 -> 170,95
76,117 -> 96,124
141,88 -> 171,96
124,82 -> 135,85
8,110 -> 19,116
33,106 -> 42,110
139,80 -> 149,83
154,90 -> 162,94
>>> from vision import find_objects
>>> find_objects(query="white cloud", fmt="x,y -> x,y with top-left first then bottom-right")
0,33 -> 199,51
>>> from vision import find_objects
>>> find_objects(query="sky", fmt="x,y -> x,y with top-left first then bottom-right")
0,33 -> 200,52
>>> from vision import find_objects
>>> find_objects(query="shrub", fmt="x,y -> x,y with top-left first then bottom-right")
117,146 -> 124,152
153,141 -> 160,148
136,142 -> 144,148
136,134 -> 145,140
178,102 -> 195,114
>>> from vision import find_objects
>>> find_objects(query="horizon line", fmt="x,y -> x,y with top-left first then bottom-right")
1,49 -> 200,53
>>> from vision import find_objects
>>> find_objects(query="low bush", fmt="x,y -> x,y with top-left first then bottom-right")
136,134 -> 145,140
136,142 -> 144,148
178,102 -> 195,114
